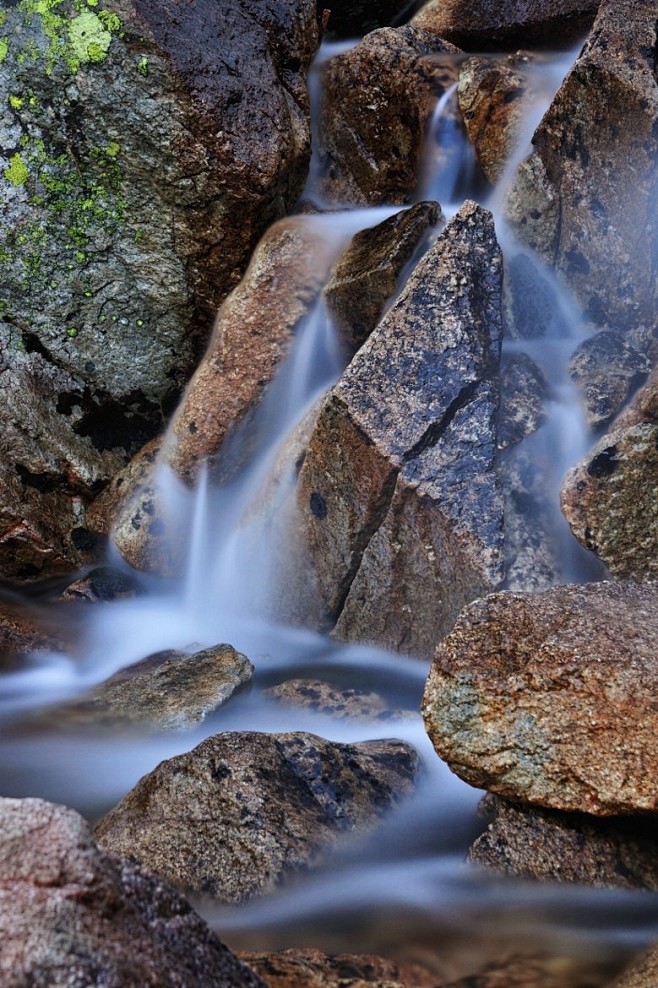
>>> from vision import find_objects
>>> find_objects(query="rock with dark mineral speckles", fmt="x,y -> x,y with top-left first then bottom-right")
94,731 -> 419,902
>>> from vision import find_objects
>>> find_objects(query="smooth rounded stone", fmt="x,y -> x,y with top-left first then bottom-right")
45,644 -> 253,732
470,794 -> 658,891
422,581 -> 658,815
321,0 -> 416,40
457,55 -> 531,184
498,351 -> 549,451
568,330 -> 650,430
294,201 -> 504,658
59,565 -> 140,602
506,0 -> 658,334
239,948 -> 438,987
324,202 -> 441,354
0,797 -> 265,988
412,0 -> 598,48
264,679 -> 414,722
0,0 -> 319,582
318,26 -> 460,206
560,422 -> 658,581
94,731 -> 419,902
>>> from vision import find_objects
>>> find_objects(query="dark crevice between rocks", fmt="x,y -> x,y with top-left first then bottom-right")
402,378 -> 484,464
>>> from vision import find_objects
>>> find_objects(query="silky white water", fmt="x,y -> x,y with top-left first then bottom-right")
0,35 -> 656,979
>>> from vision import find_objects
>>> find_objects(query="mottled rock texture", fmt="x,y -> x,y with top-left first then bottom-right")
611,948 -> 658,988
294,201 -> 504,658
413,0 -> 598,48
0,597 -> 67,662
443,954 -> 622,988
470,795 -> 658,891
41,644 -> 253,731
423,581 -> 658,815
264,679 -> 413,722
0,0 -> 319,581
324,202 -> 441,354
498,352 -> 548,451
568,330 -> 650,430
95,731 -> 419,902
561,372 -> 658,580
457,55 -> 531,184
240,948 -> 438,987
60,564 -> 140,602
506,0 -> 658,333
318,26 -> 459,205
0,797 -> 265,987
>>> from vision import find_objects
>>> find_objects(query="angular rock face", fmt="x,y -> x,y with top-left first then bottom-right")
318,26 -> 460,205
0,0 -> 319,581
506,0 -> 658,333
295,201 -> 505,658
413,0 -> 599,49
94,731 -> 419,902
423,581 -> 658,815
324,202 -> 441,354
470,795 -> 658,891
568,330 -> 650,430
0,797 -> 265,987
498,352 -> 548,451
40,644 -> 253,732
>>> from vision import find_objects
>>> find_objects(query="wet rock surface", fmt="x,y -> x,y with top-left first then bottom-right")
318,27 -> 459,205
568,330 -> 650,430
240,947 -> 438,987
44,644 -> 253,732
324,202 -> 441,354
60,564 -> 140,602
94,731 -> 419,902
498,352 -> 549,451
412,0 -> 598,48
0,597 -> 68,662
442,954 -> 620,988
470,795 -> 658,891
506,0 -> 658,333
423,581 -> 658,815
0,796 -> 265,987
295,201 -> 504,657
264,679 -> 413,722
0,0 -> 319,581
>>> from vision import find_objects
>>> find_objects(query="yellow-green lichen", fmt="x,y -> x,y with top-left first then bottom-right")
137,55 -> 148,77
4,154 -> 29,187
0,38 -> 8,63
68,11 -> 111,64
9,96 -> 24,110
17,0 -> 122,75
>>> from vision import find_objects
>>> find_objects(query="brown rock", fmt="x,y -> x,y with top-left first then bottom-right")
39,643 -> 253,732
0,796 -> 265,987
412,0 -> 598,49
324,202 -> 441,354
264,679 -> 413,722
560,423 -> 658,580
470,795 -> 658,890
295,201 -> 504,658
318,26 -> 460,206
60,565 -> 140,602
0,597 -> 67,661
442,954 -> 620,988
506,0 -> 658,332
94,731 -> 419,902
239,948 -> 438,987
422,581 -> 658,815
86,435 -> 162,536
568,330 -> 650,430
457,55 -> 531,184
610,947 -> 658,988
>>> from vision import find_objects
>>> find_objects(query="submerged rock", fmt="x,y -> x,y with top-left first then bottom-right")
295,201 -> 504,658
264,679 -> 413,722
324,202 -> 441,354
43,644 -> 253,732
60,565 -> 140,602
568,330 -> 650,430
498,352 -> 549,451
412,0 -> 597,48
94,731 -> 419,902
0,797 -> 265,987
470,795 -> 658,891
318,26 -> 459,205
423,581 -> 658,815
0,0 -> 319,581
506,0 -> 658,333
240,948 -> 438,987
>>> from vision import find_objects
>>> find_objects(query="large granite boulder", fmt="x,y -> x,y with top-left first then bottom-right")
0,0 -> 319,581
413,0 -> 598,48
423,581 -> 658,815
506,0 -> 658,333
0,797 -> 265,987
293,201 -> 505,658
94,731 -> 419,902
318,26 -> 460,205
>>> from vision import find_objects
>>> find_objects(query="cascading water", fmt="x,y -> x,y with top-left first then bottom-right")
1,32 -> 657,983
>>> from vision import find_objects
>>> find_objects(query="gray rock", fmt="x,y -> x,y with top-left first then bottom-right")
295,201 -> 504,658
412,0 -> 598,48
506,0 -> 658,333
423,581 -> 658,815
318,26 -> 459,205
470,795 -> 658,891
0,0 -> 319,580
503,251 -> 568,341
60,565 -> 139,602
498,351 -> 549,451
94,731 -> 419,902
568,330 -> 650,430
0,796 -> 265,987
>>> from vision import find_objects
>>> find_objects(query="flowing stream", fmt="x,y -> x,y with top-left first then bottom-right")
0,34 -> 657,983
